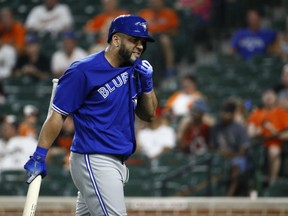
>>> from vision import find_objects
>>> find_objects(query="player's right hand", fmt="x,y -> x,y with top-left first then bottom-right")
135,60 -> 154,93
24,146 -> 48,184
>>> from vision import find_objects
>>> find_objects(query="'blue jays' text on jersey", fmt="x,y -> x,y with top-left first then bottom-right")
52,51 -> 142,155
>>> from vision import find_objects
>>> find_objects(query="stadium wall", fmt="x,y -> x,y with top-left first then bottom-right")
0,197 -> 288,216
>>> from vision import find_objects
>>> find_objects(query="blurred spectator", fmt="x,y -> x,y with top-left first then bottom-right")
0,115 -> 37,170
25,0 -> 73,36
13,34 -> 51,80
230,9 -> 277,60
174,0 -> 213,48
0,7 -> 26,53
87,18 -> 111,54
255,91 -> 288,185
177,99 -> 211,155
164,74 -> 203,118
0,38 -> 17,104
210,100 -> 250,196
138,0 -> 180,77
175,0 -> 212,22
84,0 -> 129,45
51,31 -> 87,77
274,30 -> 288,62
227,97 -> 249,125
18,105 -> 39,139
247,89 -> 282,186
273,63 -> 288,97
136,107 -> 176,161
247,89 -> 278,139
84,0 -> 129,54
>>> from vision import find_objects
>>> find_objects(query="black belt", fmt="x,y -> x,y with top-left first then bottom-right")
111,155 -> 129,164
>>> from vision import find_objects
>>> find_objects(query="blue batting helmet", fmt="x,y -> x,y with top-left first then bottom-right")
107,14 -> 155,43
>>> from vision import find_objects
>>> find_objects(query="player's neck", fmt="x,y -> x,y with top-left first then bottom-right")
105,46 -> 121,68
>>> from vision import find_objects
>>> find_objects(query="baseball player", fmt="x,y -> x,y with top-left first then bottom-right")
24,14 -> 157,216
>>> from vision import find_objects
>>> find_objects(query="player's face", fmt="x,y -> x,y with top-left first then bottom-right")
118,34 -> 146,64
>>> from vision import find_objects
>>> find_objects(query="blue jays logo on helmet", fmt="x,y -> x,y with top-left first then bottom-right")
135,21 -> 147,32
107,14 -> 155,43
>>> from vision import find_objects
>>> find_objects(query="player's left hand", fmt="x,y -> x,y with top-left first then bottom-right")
135,60 -> 153,93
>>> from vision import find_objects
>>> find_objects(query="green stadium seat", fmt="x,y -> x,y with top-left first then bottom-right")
0,170 -> 27,196
263,180 -> 288,197
124,179 -> 154,197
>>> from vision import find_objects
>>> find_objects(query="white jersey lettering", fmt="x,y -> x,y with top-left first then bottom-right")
98,87 -> 109,98
112,76 -> 123,87
98,71 -> 129,99
105,83 -> 116,93
121,72 -> 128,84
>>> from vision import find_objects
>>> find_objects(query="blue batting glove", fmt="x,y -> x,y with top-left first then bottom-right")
135,60 -> 154,93
24,146 -> 48,184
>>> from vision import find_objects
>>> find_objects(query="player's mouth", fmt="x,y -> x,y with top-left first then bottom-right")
132,51 -> 141,57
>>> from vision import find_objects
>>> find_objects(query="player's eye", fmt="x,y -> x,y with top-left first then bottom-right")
127,36 -> 146,45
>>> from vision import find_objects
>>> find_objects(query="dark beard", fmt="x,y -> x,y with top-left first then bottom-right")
118,43 -> 133,66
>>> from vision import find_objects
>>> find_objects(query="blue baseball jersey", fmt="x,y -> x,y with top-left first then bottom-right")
52,51 -> 142,155
231,28 -> 276,59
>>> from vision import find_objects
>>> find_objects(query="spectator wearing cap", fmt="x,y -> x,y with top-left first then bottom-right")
136,106 -> 176,161
13,34 -> 51,80
18,105 -> 39,139
0,7 -> 26,53
51,31 -> 87,77
177,99 -> 212,155
25,0 -> 73,36
210,99 -> 250,196
0,115 -> 37,170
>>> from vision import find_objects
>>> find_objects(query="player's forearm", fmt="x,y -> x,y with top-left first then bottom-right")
136,90 -> 157,122
37,111 -> 65,149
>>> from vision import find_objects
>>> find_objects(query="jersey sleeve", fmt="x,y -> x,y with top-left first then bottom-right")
52,63 -> 91,116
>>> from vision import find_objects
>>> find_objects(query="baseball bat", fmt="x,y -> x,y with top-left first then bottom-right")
22,78 -> 59,216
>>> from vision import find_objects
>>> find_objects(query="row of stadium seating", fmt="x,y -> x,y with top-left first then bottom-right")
1,146 -> 288,197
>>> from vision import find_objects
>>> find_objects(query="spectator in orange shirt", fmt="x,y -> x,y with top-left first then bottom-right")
138,0 -> 180,79
263,91 -> 288,185
164,74 -> 203,125
0,7 -> 26,53
248,89 -> 288,185
84,0 -> 130,44
247,89 -> 278,139
18,105 -> 39,139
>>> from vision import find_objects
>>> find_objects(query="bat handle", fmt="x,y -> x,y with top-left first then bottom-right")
22,175 -> 42,216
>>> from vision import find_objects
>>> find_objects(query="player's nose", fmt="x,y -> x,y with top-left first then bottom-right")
136,41 -> 143,48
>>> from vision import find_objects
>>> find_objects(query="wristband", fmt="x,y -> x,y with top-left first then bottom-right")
33,146 -> 48,162
141,78 -> 153,93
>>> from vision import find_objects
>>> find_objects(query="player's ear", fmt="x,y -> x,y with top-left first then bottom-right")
112,34 -> 121,47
